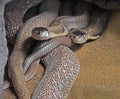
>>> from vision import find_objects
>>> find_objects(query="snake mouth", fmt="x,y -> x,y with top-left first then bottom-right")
32,27 -> 50,40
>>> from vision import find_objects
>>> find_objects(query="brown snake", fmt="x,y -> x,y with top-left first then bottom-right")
4,0 -> 91,89
23,3 -> 109,99
4,0 -> 109,99
22,7 -> 109,92
5,0 -> 61,98
5,0 -> 45,45
26,2 -> 93,74
23,36 -> 73,79
32,45 -> 80,99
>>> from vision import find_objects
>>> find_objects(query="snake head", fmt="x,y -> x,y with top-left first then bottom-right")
70,30 -> 87,44
69,30 -> 100,44
32,27 -> 50,40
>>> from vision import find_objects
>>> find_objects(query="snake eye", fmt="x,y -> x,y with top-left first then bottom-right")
32,27 -> 50,40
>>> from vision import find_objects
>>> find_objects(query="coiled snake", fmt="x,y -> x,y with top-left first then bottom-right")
4,0 -> 109,99
23,2 -> 109,98
5,0 -> 60,98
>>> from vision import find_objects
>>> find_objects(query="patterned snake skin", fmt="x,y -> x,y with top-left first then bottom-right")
3,0 -> 91,90
5,0 -> 45,45
23,36 -> 73,79
23,1 -> 94,78
32,45 -> 80,99
23,2 -> 109,99
4,0 -> 109,99
31,1 -> 92,41
5,0 -> 60,99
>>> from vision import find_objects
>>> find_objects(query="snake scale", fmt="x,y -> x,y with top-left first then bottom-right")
4,0 -> 109,99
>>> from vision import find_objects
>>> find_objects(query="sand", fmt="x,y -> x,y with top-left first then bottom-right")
3,10 -> 120,99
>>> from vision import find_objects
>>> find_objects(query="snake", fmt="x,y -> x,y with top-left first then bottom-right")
25,0 -> 95,81
5,0 -> 46,45
23,36 -> 73,80
4,0 -> 109,99
22,6 -> 109,89
31,1 -> 94,41
23,1 -> 109,99
5,0 -> 61,98
3,0 -> 74,89
32,45 -> 80,99
3,0 -> 92,90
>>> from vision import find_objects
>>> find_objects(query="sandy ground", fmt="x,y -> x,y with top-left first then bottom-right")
2,10 -> 120,99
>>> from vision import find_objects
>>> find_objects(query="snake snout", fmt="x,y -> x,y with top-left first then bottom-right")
32,27 -> 50,40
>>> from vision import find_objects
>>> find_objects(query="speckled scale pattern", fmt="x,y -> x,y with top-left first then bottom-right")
80,8 -> 109,36
9,12 -> 58,99
7,0 -> 60,98
5,0 -> 44,44
51,1 -> 93,34
23,36 -> 72,74
51,2 -> 91,31
52,12 -> 90,31
32,45 -> 80,99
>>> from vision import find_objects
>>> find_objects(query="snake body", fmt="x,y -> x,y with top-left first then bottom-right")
59,0 -> 76,16
80,8 -> 109,36
23,36 -> 73,79
22,2 -> 108,98
5,0 -> 45,45
23,1 -> 92,80
22,0 -> 109,90
32,45 -> 80,99
31,1 -> 91,41
5,0 -> 60,98
70,8 -> 109,44
4,0 -> 109,98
